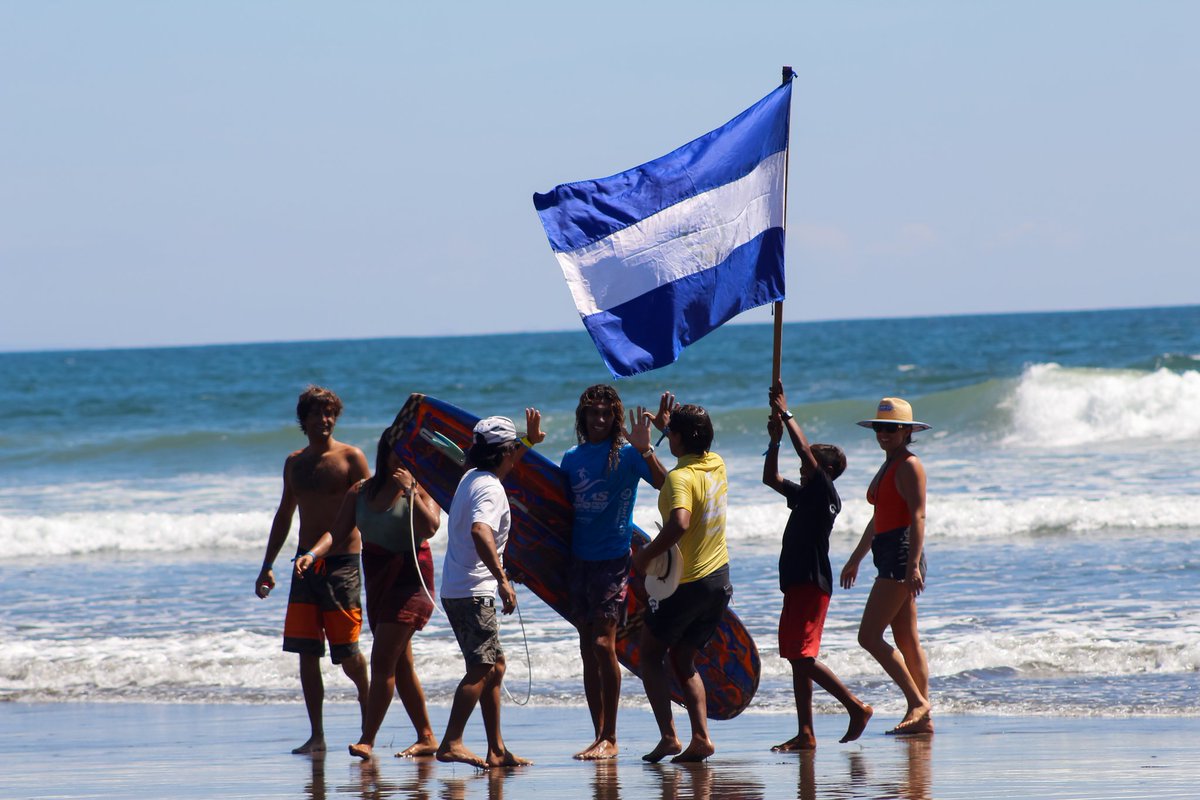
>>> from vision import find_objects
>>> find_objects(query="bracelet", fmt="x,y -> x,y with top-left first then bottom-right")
782,410 -> 794,420
767,441 -> 781,449
304,551 -> 316,561
641,444 -> 655,457
520,436 -> 534,448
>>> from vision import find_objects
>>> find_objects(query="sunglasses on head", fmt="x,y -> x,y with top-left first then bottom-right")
871,422 -> 905,433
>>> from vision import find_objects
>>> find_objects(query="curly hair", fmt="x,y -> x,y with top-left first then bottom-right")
296,385 -> 343,434
574,384 -> 625,474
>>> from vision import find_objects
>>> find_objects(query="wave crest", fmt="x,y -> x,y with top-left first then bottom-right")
1002,363 -> 1200,446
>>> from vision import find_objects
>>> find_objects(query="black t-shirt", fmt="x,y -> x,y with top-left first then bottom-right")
778,471 -> 841,595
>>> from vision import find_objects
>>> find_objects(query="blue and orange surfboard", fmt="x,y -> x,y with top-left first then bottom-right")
384,393 -> 760,720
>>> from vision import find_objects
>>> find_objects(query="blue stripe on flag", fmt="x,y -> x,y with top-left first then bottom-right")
580,228 -> 785,377
534,82 -> 792,253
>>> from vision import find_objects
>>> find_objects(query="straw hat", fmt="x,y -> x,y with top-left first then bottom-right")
856,397 -> 931,431
642,544 -> 684,603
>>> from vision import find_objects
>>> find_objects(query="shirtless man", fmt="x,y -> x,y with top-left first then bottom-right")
255,385 -> 371,754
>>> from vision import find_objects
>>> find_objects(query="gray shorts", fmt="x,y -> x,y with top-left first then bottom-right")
442,596 -> 503,667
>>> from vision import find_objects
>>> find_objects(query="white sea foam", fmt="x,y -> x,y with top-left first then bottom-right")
9,484 -> 1196,559
1002,363 -> 1200,446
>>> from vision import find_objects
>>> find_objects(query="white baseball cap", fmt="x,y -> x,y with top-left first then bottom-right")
473,416 -> 518,444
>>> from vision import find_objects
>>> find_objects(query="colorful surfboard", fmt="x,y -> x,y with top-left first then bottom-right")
384,393 -> 760,720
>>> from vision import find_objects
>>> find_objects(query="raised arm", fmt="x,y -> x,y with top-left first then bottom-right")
769,380 -> 819,475
627,406 -> 668,490
762,412 -> 788,494
256,456 -> 298,598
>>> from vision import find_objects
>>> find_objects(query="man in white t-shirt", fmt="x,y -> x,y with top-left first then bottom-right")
436,409 -> 543,770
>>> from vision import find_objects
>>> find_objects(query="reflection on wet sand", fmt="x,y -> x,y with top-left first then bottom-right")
300,731 -> 932,800
644,761 -> 765,800
781,735 -> 931,800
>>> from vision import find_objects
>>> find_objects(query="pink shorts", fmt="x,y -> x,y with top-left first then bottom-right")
778,583 -> 830,660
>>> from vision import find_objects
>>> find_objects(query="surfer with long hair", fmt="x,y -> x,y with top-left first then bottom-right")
840,397 -> 933,735
561,385 -> 669,759
295,432 -> 442,760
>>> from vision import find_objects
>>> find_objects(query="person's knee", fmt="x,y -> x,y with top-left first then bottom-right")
791,656 -> 817,674
668,647 -> 698,681
857,628 -> 885,651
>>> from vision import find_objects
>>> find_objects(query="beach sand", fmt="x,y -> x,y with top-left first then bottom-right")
2,702 -> 1196,799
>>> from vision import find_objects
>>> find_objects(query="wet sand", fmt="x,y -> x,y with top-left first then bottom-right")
1,702 -> 1196,799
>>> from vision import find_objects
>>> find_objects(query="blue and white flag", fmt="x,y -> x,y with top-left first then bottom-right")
533,81 -> 792,378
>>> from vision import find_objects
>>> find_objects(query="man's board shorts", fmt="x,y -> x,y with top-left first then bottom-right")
871,526 -> 928,582
442,596 -> 503,667
283,551 -> 363,664
569,552 -> 631,627
362,547 -> 434,633
778,583 -> 831,660
644,563 -> 731,650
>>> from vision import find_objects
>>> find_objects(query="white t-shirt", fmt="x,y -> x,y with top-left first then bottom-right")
441,468 -> 511,599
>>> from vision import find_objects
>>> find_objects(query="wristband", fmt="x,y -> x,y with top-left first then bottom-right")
640,444 -> 655,457
520,436 -> 534,449
782,410 -> 794,420
763,441 -> 781,455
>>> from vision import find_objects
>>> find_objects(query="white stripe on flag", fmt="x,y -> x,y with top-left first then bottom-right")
554,150 -> 786,317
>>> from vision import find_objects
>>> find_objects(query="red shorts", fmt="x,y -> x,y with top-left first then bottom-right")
778,583 -> 830,660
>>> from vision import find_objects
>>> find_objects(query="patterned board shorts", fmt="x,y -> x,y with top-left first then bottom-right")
283,552 -> 363,664
442,596 -> 503,667
569,552 -> 631,627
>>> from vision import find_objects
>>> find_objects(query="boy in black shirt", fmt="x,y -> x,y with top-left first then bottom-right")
764,380 -> 872,750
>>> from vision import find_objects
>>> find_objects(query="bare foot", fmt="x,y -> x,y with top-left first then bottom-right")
292,735 -> 326,755
887,707 -> 933,736
574,738 -> 618,760
671,737 -> 715,763
395,736 -> 439,758
642,736 -> 682,763
436,743 -> 487,769
348,742 -> 373,760
771,732 -> 816,752
487,750 -> 532,768
840,703 -> 874,743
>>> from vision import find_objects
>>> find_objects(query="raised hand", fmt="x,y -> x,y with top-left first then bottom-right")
524,407 -> 546,445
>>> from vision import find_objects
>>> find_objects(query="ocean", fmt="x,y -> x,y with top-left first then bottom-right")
2,305 -> 1198,719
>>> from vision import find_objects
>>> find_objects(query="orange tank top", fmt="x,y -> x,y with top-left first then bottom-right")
867,458 -> 911,533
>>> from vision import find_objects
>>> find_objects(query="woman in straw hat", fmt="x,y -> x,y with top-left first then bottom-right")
840,397 -> 933,735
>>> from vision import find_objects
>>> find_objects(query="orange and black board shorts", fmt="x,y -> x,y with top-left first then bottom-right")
283,551 -> 363,664
778,583 -> 831,660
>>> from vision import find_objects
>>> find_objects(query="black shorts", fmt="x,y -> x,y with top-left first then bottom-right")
871,527 -> 928,582
644,563 -> 731,649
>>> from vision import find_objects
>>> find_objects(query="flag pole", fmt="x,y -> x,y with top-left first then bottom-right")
772,65 -> 794,386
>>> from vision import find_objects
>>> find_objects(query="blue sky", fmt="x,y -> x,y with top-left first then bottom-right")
2,2 -> 1196,351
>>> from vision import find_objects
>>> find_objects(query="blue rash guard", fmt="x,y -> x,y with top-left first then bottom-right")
561,441 -> 652,561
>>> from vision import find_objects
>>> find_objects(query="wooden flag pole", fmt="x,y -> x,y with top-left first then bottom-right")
772,65 -> 794,386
